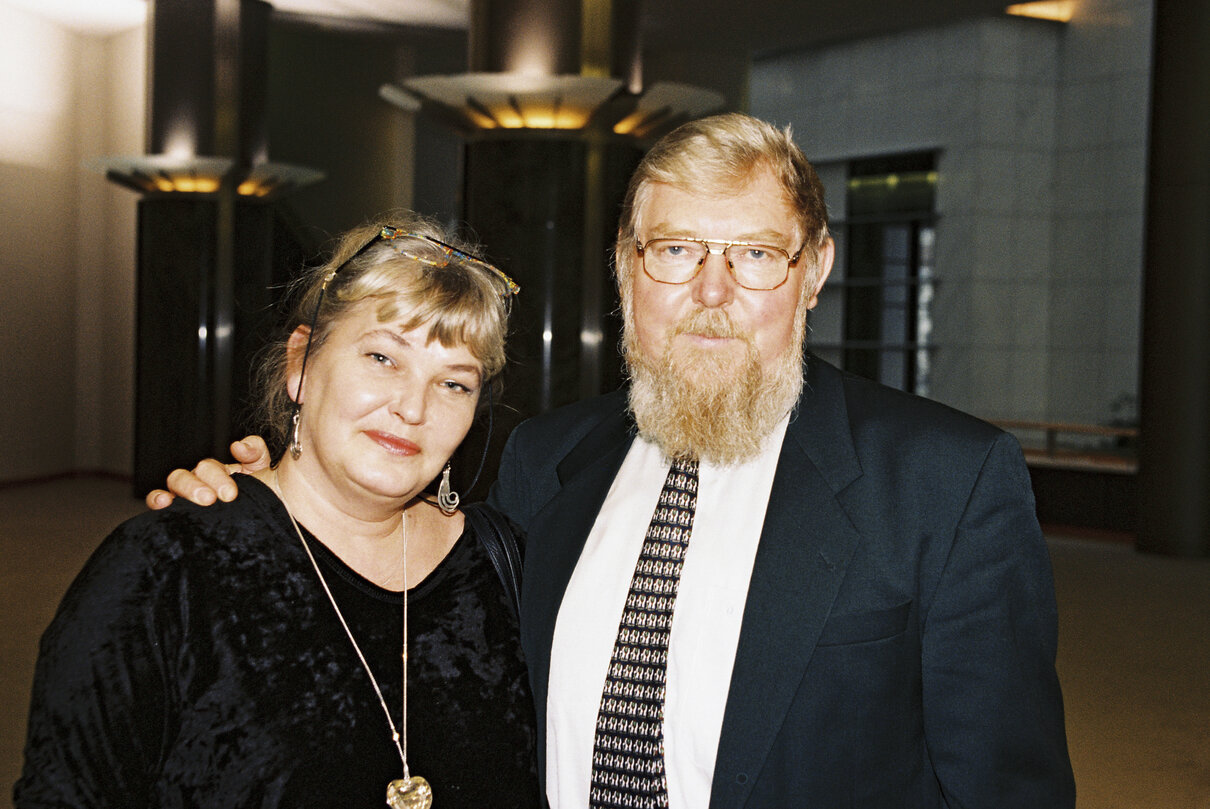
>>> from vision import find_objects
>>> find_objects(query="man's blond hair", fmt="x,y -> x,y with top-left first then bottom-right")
614,113 -> 830,293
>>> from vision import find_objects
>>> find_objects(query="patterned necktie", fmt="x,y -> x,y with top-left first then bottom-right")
589,457 -> 700,809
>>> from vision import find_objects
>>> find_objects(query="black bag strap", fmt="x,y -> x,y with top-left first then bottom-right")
462,503 -> 523,618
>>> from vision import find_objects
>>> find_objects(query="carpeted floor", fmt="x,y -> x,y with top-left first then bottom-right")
1,477 -> 1208,808
1050,535 -> 1210,808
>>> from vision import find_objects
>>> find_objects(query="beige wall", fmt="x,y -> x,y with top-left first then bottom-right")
0,1 -> 142,482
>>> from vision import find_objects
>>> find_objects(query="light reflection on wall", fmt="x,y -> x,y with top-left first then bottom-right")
0,3 -> 74,169
507,41 -> 559,77
163,125 -> 198,160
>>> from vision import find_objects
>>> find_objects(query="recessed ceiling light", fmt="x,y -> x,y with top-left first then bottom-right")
1005,1 -> 1076,22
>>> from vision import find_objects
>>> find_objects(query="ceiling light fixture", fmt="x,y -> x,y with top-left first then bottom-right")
381,74 -> 724,140
1005,1 -> 1076,22
87,155 -> 323,198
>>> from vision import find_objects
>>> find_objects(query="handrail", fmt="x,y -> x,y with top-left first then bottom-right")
991,420 -> 1138,474
993,420 -> 1137,438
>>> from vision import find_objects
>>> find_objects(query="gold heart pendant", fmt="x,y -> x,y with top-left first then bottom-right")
387,776 -> 433,809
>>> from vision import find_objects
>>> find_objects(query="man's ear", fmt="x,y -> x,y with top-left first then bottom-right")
805,238 -> 836,310
285,326 -> 311,404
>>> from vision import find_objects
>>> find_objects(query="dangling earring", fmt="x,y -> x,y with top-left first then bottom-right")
437,463 -> 459,515
289,407 -> 303,460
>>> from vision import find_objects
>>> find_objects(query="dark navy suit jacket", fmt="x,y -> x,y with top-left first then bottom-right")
488,356 -> 1075,808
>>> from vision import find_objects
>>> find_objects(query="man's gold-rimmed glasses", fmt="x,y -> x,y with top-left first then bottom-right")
636,237 -> 805,291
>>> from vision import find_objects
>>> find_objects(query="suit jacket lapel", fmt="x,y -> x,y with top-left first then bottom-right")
709,357 -> 865,809
521,399 -> 635,739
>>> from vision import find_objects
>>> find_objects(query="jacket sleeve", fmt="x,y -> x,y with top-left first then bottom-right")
921,432 -> 1075,807
14,525 -> 170,809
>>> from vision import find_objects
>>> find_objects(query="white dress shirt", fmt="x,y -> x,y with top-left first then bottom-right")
545,417 -> 789,808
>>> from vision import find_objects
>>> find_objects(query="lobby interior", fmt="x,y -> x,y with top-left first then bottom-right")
1,0 -> 1208,806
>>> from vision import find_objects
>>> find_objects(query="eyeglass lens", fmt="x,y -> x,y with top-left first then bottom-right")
642,239 -> 790,290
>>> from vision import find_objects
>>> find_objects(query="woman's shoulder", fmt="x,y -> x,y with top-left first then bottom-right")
125,473 -> 277,539
460,500 -> 512,523
461,502 -> 525,547
50,476 -> 297,635
82,476 -> 285,582
458,502 -> 524,615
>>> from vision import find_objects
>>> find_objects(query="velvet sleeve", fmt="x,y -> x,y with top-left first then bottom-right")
920,432 -> 1076,807
15,517 -> 175,809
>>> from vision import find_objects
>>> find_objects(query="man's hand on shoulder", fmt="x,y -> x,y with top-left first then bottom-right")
144,436 -> 273,509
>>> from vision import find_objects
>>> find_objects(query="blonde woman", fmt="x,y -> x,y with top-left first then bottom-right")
16,215 -> 539,809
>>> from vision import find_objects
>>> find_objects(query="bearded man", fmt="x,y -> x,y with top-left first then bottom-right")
151,114 -> 1075,808
487,113 -> 1074,809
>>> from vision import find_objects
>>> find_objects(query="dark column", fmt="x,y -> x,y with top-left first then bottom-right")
134,200 -> 219,491
148,0 -> 216,155
465,136 -> 638,404
132,0 -> 290,494
454,134 -> 640,499
1137,0 -> 1210,556
432,0 -> 646,499
133,197 -> 297,494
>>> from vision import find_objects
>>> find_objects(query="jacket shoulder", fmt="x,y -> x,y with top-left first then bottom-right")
797,356 -> 1017,496
805,356 -> 1004,447
508,388 -> 631,465
489,389 -> 630,527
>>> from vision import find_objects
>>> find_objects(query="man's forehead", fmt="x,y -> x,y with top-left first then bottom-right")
635,178 -> 801,243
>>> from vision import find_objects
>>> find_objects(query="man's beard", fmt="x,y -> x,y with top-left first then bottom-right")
624,306 -> 806,466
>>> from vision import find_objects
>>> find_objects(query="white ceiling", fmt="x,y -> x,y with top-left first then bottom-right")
5,0 -> 148,36
268,0 -> 467,28
9,0 -> 1018,65
4,0 -> 468,37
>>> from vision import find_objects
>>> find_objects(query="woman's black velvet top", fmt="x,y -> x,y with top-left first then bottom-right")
15,477 -> 539,808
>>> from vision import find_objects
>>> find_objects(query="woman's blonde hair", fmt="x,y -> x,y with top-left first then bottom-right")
252,211 -> 512,455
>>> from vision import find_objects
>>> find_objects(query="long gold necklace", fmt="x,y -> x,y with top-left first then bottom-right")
272,472 -> 433,809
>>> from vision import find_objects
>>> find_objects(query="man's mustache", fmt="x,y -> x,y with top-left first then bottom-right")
671,309 -> 749,341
